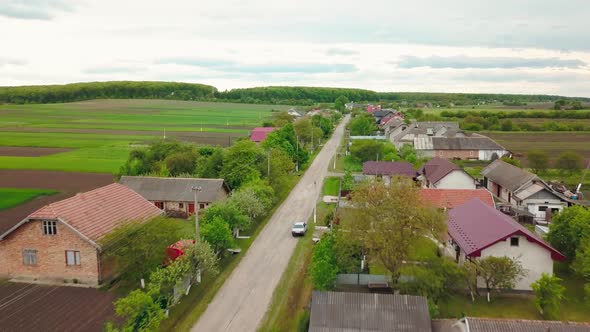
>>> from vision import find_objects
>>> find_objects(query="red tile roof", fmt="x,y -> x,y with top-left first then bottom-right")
26,183 -> 163,243
448,198 -> 565,261
421,189 -> 494,209
250,127 -> 277,143
362,161 -> 416,177
420,157 -> 464,185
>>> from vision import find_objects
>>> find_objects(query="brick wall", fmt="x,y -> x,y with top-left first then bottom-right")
0,219 -> 100,285
435,149 -> 478,160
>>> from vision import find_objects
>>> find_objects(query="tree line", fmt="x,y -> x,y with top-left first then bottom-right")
2,81 -> 588,106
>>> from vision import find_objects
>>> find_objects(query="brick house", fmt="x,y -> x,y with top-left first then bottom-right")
0,183 -> 163,286
119,176 -> 230,217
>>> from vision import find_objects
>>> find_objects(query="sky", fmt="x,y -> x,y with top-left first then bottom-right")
1,0 -> 590,97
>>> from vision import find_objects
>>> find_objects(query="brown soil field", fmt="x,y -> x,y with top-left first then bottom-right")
0,170 -> 114,235
0,282 -> 117,332
483,132 -> 590,165
0,146 -> 72,157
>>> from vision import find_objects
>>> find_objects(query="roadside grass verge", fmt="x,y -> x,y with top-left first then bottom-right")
0,188 -> 57,210
322,177 -> 340,196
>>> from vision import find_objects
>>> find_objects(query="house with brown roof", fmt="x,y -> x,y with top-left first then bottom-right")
250,127 -> 276,143
0,183 -> 163,286
421,189 -> 494,210
481,160 -> 567,223
119,176 -> 230,217
446,198 -> 565,290
432,317 -> 590,332
418,157 -> 476,189
362,161 -> 417,185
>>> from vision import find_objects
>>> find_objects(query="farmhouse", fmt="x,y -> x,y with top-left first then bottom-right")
362,161 -> 417,185
119,176 -> 229,216
415,135 -> 509,161
250,127 -> 276,143
447,198 -> 565,291
309,291 -> 432,332
421,189 -> 494,209
481,160 -> 567,223
387,121 -> 462,148
0,183 -> 163,286
418,157 -> 476,189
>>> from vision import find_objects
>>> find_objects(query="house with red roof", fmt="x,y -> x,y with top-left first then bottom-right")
0,183 -> 163,286
362,161 -> 417,185
418,157 -> 476,189
421,189 -> 494,210
250,127 -> 276,143
447,198 -> 565,290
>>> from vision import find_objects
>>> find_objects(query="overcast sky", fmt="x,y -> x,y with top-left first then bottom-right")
1,0 -> 589,97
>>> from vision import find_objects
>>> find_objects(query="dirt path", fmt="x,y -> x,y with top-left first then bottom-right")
0,170 -> 113,235
191,115 -> 350,332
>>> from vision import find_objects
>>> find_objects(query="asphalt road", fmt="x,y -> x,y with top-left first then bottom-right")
192,115 -> 350,332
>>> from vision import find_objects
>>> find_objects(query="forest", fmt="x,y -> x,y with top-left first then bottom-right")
1,81 -> 589,105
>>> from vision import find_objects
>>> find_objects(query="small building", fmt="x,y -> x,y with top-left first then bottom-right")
388,121 -> 462,149
371,110 -> 395,124
309,291 -> 432,332
287,108 -> 304,118
362,161 -> 417,185
414,135 -> 508,161
0,183 -> 163,286
249,127 -> 277,143
432,317 -> 590,332
481,160 -> 567,223
119,176 -> 230,216
447,198 -> 565,291
366,104 -> 381,113
418,157 -> 476,189
421,189 -> 495,209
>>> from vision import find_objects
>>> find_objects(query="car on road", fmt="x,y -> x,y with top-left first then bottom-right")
291,221 -> 307,237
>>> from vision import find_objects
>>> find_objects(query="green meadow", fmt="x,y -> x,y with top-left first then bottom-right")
0,188 -> 58,210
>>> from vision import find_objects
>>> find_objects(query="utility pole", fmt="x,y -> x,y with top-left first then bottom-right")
296,135 -> 299,172
191,186 -> 202,240
311,125 -> 314,153
267,149 -> 271,177
313,180 -> 317,224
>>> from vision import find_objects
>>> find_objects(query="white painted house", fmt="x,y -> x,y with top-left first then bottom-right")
418,157 -> 476,189
481,160 -> 568,223
447,198 -> 565,291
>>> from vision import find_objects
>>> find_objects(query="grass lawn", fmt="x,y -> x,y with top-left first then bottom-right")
0,188 -> 57,210
344,156 -> 362,172
322,177 -> 340,196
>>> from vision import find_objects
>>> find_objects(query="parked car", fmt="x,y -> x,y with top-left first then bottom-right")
291,221 -> 307,237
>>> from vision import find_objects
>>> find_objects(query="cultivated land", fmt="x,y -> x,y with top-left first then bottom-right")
0,188 -> 57,210
0,99 -> 292,173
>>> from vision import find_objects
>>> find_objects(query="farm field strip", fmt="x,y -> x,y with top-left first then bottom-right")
0,188 -> 58,210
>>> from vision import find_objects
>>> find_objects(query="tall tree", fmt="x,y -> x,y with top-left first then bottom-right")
476,256 -> 525,302
527,150 -> 549,174
349,113 -> 377,136
548,206 -> 590,260
221,139 -> 265,189
573,237 -> 590,280
201,202 -> 251,235
230,188 -> 266,220
334,95 -> 349,112
310,233 -> 339,290
555,151 -> 582,174
531,273 -> 565,319
201,216 -> 236,254
341,177 -> 446,283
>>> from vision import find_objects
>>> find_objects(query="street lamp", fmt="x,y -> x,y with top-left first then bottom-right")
191,186 -> 202,240
313,181 -> 317,224
296,135 -> 299,172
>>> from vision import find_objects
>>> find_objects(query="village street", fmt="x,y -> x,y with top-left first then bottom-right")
192,115 -> 350,332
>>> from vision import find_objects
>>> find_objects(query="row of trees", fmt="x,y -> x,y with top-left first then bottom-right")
527,150 -> 585,174
461,118 -> 590,132
441,109 -> 590,120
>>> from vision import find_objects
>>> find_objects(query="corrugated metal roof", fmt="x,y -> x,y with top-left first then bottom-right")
419,157 -> 461,184
432,136 -> 505,150
481,160 -> 537,192
119,176 -> 228,203
250,127 -> 276,142
421,189 -> 494,209
309,291 -> 432,332
466,317 -> 590,332
514,183 -> 546,200
413,135 -> 434,150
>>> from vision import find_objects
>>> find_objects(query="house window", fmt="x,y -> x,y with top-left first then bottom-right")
510,237 -> 519,247
538,206 -> 548,212
199,203 -> 206,209
42,220 -> 57,235
65,250 -> 81,266
23,249 -> 38,265
154,202 -> 164,209
179,203 -> 184,209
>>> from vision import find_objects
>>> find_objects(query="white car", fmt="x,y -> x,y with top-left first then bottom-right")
291,222 -> 307,237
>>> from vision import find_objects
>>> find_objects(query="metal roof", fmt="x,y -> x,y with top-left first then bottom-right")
309,291 -> 432,332
465,317 -> 590,332
480,160 -> 537,192
119,176 -> 229,203
421,189 -> 494,209
419,157 -> 461,185
431,136 -> 505,150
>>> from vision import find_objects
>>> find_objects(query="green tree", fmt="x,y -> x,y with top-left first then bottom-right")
239,180 -> 275,210
527,150 -> 549,174
293,117 -> 313,144
201,216 -> 236,254
555,151 -> 582,174
221,140 -> 265,189
201,202 -> 251,235
531,273 -> 566,319
196,148 -> 224,178
349,113 -> 377,136
399,257 -> 467,304
183,241 -> 220,280
230,187 -> 266,220
266,148 -> 295,195
476,256 -> 525,302
342,171 -> 354,191
547,206 -> 590,260
500,119 -> 514,131
164,151 -> 197,176
310,233 -> 338,290
342,177 -> 446,282
349,140 -> 386,163
272,111 -> 295,127
334,95 -> 349,112
109,289 -> 166,332
573,237 -> 590,279
332,230 -> 362,273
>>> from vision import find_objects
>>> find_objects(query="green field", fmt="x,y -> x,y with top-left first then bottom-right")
0,99 -> 292,173
0,188 -> 57,210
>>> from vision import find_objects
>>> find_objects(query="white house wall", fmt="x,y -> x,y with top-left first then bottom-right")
480,236 -> 554,291
478,149 -> 509,161
434,170 -> 476,189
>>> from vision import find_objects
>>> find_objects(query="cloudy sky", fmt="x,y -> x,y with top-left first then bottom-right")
1,0 -> 590,96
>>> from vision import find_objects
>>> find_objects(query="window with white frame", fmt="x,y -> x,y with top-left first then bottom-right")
23,249 -> 38,265
65,250 -> 81,266
42,220 -> 57,235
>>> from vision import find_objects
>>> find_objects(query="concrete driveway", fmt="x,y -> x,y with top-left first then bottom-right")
192,115 -> 350,332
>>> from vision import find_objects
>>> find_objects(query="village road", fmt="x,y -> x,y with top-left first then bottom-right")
192,115 -> 350,332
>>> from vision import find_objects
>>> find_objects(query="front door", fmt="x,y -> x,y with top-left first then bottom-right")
188,203 -> 195,214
